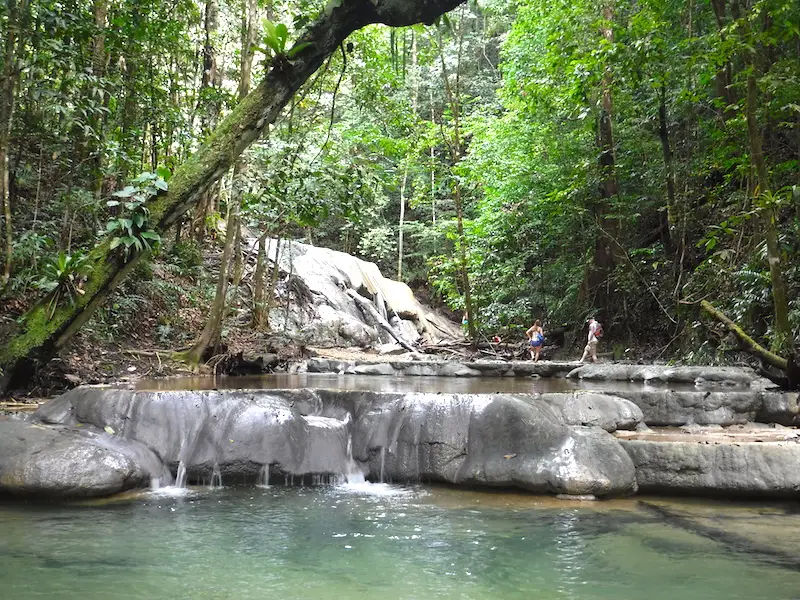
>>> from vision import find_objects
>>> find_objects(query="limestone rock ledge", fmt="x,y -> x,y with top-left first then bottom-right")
0,386 -> 639,499
618,427 -> 800,498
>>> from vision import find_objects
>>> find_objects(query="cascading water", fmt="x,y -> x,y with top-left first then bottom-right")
343,415 -> 366,484
257,465 -> 270,488
379,447 -> 386,484
175,461 -> 188,488
210,464 -> 223,489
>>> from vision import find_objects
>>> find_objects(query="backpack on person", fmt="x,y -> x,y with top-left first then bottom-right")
594,322 -> 603,339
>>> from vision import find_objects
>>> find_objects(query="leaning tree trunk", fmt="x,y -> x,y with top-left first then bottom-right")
0,0 -> 466,391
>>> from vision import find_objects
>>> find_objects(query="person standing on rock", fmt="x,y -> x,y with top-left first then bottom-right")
526,320 -> 545,362
580,317 -> 602,363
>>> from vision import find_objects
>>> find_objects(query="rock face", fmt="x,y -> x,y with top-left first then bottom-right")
347,392 -> 637,497
36,387 -> 356,484
0,419 -> 167,499
250,239 -> 462,348
540,392 -> 644,432
619,433 -> 800,498
613,389 -> 761,426
611,389 -> 800,427
23,386 -> 639,498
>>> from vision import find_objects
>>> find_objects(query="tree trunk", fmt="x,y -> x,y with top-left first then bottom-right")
192,0 -> 223,240
658,84 -> 676,250
0,0 -> 29,289
90,0 -> 108,199
436,9 -> 475,340
0,0 -> 466,390
251,233 -> 270,330
183,200 -> 239,364
397,31 -> 418,280
745,70 -> 790,351
583,0 -> 620,314
397,165 -> 408,279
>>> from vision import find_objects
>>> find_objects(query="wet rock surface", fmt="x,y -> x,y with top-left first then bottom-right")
6,380 -> 800,500
24,386 -> 639,498
347,391 -> 637,497
0,419 -> 167,499
305,357 -> 581,377
253,239 -> 462,348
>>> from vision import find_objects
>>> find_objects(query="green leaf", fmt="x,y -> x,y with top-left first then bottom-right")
154,178 -> 168,191
287,42 -> 314,58
104,425 -> 115,435
156,167 -> 172,181
106,200 -> 120,207
113,186 -> 137,198
275,23 -> 289,45
139,230 -> 160,241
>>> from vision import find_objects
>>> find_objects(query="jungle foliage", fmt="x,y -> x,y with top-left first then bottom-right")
0,0 -> 798,364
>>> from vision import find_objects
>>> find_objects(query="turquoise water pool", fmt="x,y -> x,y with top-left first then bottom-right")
2,484 -> 799,599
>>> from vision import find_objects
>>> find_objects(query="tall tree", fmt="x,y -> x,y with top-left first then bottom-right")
0,0 -> 467,389
0,0 -> 30,288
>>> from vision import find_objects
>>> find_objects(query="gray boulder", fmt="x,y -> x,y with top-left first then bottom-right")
0,420 -> 167,499
758,392 -> 800,426
350,392 -> 637,497
540,392 -> 644,432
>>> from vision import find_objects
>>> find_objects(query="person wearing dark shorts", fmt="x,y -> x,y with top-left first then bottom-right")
526,320 -> 544,362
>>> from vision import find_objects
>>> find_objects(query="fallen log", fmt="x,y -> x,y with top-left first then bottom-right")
700,300 -> 787,370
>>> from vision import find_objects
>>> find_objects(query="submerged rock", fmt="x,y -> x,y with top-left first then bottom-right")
0,420 -> 167,499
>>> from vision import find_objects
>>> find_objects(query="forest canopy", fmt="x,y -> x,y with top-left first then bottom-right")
0,0 -> 798,382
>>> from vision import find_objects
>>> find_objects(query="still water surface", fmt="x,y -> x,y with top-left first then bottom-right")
123,373 -> 701,394
2,484 -> 799,600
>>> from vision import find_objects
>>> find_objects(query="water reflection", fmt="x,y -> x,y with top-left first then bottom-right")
2,487 -> 800,599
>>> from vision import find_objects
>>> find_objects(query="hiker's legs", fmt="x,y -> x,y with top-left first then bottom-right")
580,343 -> 590,362
589,340 -> 598,362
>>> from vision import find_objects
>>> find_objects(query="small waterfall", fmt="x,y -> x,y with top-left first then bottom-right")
210,464 -> 223,489
257,465 -> 270,488
175,461 -> 188,488
344,428 -> 365,484
379,447 -> 386,484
